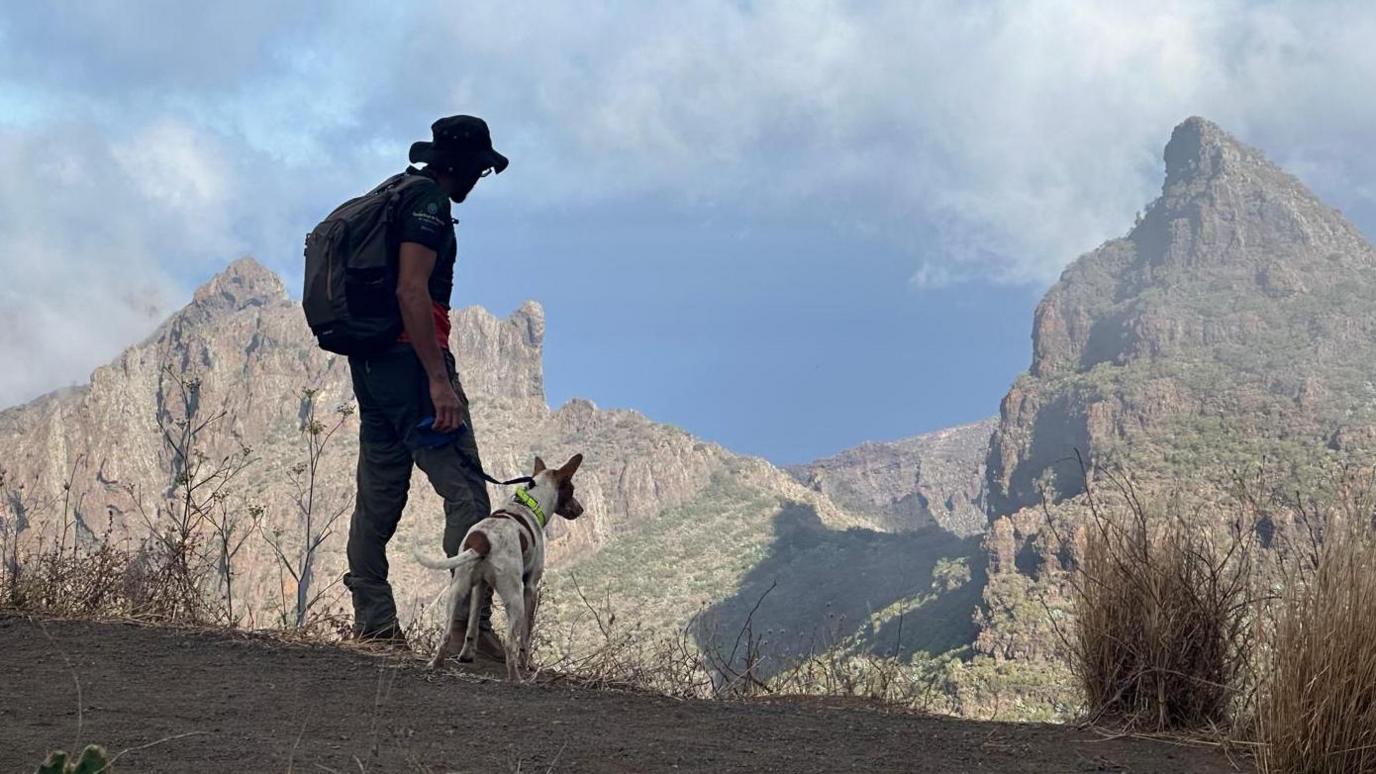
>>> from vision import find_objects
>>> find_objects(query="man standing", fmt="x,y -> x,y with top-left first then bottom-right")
342,115 -> 510,660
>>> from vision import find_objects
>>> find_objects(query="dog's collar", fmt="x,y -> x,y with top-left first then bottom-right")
514,488 -> 547,529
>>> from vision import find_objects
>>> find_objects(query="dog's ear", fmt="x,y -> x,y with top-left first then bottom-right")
533,456 -> 547,475
555,453 -> 583,481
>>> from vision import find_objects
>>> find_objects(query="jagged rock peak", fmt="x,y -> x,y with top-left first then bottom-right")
515,300 -> 545,347
191,256 -> 286,312
987,116 -> 1376,516
1162,116 -> 1279,191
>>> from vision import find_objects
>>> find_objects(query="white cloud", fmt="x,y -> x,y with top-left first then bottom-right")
113,120 -> 234,237
395,0 -> 1376,281
0,120 -> 243,406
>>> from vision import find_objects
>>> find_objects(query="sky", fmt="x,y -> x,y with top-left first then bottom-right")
4,1 -> 1376,464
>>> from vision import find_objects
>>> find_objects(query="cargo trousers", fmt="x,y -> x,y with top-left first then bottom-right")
342,344 -> 493,637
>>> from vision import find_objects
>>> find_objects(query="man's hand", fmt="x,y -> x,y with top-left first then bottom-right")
430,377 -> 466,433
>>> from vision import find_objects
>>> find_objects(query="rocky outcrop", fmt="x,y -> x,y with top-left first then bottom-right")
985,117 -> 1376,516
971,117 -> 1376,683
0,259 -> 876,634
788,419 -> 996,536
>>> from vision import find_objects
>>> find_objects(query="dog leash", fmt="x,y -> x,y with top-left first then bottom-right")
458,449 -> 537,488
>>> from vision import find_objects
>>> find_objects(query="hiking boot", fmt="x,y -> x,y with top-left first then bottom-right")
473,628 -> 507,663
354,622 -> 410,653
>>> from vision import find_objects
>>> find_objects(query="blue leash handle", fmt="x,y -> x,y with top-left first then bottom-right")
414,417 -> 535,487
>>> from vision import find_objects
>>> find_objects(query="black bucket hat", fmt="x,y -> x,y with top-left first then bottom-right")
408,115 -> 509,174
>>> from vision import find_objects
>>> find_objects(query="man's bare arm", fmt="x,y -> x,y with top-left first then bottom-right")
397,241 -> 464,432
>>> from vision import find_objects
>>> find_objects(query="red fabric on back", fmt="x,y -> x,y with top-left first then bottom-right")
397,301 -> 451,350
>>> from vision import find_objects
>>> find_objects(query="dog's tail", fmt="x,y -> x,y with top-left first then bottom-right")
413,546 -> 482,572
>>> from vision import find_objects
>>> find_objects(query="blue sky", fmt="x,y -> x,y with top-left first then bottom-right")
4,1 -> 1376,463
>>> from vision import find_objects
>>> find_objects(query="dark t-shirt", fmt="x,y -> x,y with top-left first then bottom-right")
392,167 -> 457,349
393,167 -> 457,308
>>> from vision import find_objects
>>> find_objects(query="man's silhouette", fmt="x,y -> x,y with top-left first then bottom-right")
342,115 -> 509,661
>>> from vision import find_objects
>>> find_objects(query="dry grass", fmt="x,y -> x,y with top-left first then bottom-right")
1064,468 -> 1255,732
1,531 -> 217,626
7,494 -> 953,716
1257,517 -> 1376,773
398,572 -> 958,713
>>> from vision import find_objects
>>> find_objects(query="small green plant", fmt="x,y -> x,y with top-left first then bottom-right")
36,744 -> 111,774
932,556 -> 971,592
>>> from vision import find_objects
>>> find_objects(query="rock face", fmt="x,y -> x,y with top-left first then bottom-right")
788,419 -> 996,536
969,117 -> 1376,705
985,117 -> 1376,516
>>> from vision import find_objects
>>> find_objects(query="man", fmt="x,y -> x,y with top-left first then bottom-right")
342,115 -> 510,660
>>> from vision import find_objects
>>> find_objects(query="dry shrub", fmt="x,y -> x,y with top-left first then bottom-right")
766,650 -> 955,712
1257,519 -> 1376,773
1067,469 -> 1254,731
415,577 -> 956,711
524,580 -> 715,697
1,528 -> 217,625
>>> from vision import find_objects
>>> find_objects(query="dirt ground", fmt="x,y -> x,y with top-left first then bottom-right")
0,615 -> 1247,773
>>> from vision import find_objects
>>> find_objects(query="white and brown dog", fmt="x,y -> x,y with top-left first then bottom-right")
415,454 -> 583,681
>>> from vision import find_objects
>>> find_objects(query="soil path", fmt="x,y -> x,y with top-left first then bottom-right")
0,616 -> 1244,773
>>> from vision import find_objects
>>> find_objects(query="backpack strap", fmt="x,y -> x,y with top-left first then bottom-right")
378,173 -> 447,264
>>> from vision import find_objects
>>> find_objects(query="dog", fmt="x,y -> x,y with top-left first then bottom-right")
415,454 -> 583,681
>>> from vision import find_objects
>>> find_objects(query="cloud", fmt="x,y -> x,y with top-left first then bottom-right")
381,0 -> 1376,281
0,118 -> 242,404
4,1 -> 1376,407
0,108 -> 386,407
0,0 -> 314,92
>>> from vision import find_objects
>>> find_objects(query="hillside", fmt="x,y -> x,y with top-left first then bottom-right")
0,615 -> 1240,773
0,260 -> 976,666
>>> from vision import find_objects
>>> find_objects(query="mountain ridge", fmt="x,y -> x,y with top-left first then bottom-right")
0,257 -> 979,666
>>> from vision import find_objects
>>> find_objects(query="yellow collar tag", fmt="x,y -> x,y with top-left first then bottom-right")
515,488 -> 547,529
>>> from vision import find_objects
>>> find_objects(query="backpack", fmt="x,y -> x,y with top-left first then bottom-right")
301,173 -> 434,356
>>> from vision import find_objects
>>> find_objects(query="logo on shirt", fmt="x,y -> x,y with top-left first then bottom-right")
412,206 -> 448,230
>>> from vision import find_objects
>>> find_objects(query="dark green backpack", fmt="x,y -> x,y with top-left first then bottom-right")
302,173 -> 432,355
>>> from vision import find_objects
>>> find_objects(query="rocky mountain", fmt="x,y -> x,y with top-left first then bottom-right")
787,419 -> 995,536
0,258 -> 975,663
985,116 -> 1376,516
970,117 -> 1376,705
10,116 -> 1344,719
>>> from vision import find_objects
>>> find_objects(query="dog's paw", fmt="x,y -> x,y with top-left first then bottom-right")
456,652 -> 475,664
